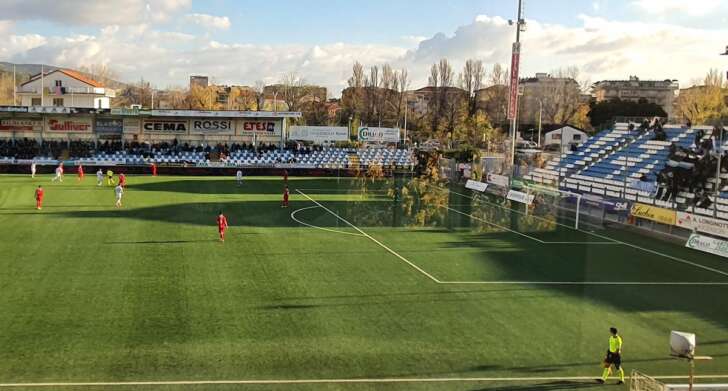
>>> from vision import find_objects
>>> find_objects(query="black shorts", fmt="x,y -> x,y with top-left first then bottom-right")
605,351 -> 621,369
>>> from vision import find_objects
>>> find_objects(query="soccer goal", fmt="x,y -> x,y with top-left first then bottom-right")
631,371 -> 666,391
519,183 -> 584,230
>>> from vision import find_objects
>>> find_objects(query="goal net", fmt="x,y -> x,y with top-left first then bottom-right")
631,370 -> 665,391
448,181 -> 583,235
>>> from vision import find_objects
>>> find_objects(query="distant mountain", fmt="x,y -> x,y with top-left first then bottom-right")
0,61 -> 128,89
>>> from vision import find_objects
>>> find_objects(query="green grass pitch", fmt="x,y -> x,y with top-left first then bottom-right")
0,174 -> 727,390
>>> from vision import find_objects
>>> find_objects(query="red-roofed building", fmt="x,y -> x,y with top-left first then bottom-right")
18,69 -> 116,109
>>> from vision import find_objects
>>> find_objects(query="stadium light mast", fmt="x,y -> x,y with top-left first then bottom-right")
507,0 -> 526,169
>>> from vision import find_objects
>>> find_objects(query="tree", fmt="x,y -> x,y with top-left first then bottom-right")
77,64 -> 118,87
461,59 -> 484,116
279,72 -> 308,113
253,80 -> 266,111
187,85 -> 218,110
676,69 -> 727,125
0,72 -> 16,105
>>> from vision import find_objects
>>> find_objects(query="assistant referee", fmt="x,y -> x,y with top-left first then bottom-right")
598,327 -> 624,385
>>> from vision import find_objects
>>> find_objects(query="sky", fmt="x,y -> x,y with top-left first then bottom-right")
1,0 -> 727,96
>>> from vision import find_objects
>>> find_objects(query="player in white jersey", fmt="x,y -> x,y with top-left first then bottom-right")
96,169 -> 104,186
51,163 -> 64,182
114,184 -> 124,207
236,169 -> 243,186
30,162 -> 36,178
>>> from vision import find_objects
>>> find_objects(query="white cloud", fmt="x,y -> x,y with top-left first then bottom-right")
0,0 -> 190,25
631,0 -> 722,16
400,35 -> 428,45
184,13 -> 231,30
1,13 -> 725,94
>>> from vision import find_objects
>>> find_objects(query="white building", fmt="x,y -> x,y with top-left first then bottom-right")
544,126 -> 588,152
17,69 -> 115,109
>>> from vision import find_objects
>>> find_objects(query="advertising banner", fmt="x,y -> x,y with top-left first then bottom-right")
685,233 -> 728,258
507,190 -> 535,205
358,127 -> 400,143
486,172 -> 510,187
602,198 -> 630,214
289,126 -> 349,142
507,42 -> 521,120
190,119 -> 234,134
142,119 -> 189,134
238,120 -> 281,136
46,117 -> 92,133
676,212 -> 728,239
110,108 -> 140,116
0,106 -> 29,112
0,119 -> 43,132
95,118 -> 123,133
465,180 -> 488,192
630,203 -> 676,225
123,118 -> 140,134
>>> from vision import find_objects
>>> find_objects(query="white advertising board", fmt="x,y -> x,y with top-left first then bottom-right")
0,119 -> 43,132
189,119 -> 235,134
465,180 -> 488,192
123,118 -> 140,134
289,126 -> 348,142
46,117 -> 93,133
142,119 -> 189,134
358,127 -> 400,143
685,233 -> 728,258
507,190 -> 535,205
238,120 -> 281,136
676,212 -> 728,239
486,173 -> 510,187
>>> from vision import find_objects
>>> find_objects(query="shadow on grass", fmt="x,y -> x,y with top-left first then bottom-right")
105,239 -> 217,244
470,381 -> 603,390
124,178 -> 367,195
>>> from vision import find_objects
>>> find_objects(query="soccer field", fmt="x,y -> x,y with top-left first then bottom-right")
0,174 -> 727,390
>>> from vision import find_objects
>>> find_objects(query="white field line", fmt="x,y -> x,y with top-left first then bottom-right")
296,188 -> 390,194
3,375 -> 728,387
297,189 -> 441,283
297,189 -> 728,286
445,187 -> 728,279
290,206 -> 364,237
438,281 -> 728,286
444,205 -> 615,245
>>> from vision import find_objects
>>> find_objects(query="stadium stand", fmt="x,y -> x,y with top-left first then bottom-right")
525,123 -> 728,218
0,139 -> 416,169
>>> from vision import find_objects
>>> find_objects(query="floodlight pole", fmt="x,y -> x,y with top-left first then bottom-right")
715,46 -> 728,217
508,0 -> 525,170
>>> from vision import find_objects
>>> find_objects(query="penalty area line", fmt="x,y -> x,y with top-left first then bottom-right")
290,206 -> 365,237
3,375 -> 728,387
297,189 -> 441,283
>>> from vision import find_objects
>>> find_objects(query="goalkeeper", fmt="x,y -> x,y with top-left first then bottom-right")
597,327 -> 624,385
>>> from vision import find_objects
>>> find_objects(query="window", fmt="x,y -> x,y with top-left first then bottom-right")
52,98 -> 64,107
553,134 -> 561,140
55,80 -> 62,87
31,98 -> 41,106
573,134 -> 582,141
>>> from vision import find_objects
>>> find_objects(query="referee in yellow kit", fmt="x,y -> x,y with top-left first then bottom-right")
597,327 -> 624,385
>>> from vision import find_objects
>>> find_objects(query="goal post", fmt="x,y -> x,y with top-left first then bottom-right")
521,183 -> 583,230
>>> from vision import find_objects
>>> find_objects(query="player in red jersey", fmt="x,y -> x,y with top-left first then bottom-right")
282,185 -> 289,208
118,172 -> 127,188
217,211 -> 229,242
34,185 -> 44,210
151,162 -> 157,176
77,164 -> 84,182
283,169 -> 288,183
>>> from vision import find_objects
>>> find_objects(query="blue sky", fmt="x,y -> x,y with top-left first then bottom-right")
1,0 -> 727,94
